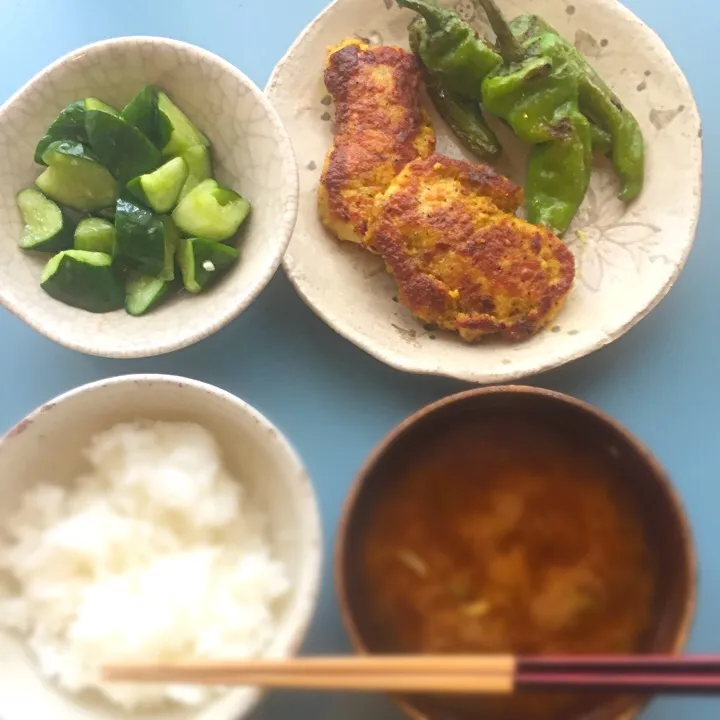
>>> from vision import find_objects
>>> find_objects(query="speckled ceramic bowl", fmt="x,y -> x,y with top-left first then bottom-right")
0,37 -> 298,357
0,374 -> 322,720
266,0 -> 702,384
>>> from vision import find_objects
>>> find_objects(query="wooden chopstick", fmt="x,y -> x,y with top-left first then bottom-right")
102,656 -> 720,696
105,655 -> 517,677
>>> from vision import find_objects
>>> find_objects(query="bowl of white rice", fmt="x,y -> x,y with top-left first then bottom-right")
0,374 -> 322,720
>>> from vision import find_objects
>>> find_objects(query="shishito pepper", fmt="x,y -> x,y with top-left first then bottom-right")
589,123 -> 612,155
408,16 -> 501,160
396,0 -> 502,101
510,13 -> 645,202
479,0 -> 592,234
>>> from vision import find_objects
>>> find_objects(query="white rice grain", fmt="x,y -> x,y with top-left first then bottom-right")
0,421 -> 289,709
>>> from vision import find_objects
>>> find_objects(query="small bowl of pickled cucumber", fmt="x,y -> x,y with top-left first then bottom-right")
0,37 -> 298,357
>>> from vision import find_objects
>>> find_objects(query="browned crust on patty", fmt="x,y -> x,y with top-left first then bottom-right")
367,154 -> 575,342
319,39 -> 435,243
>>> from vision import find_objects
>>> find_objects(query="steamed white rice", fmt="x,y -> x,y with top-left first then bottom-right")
0,421 -> 289,709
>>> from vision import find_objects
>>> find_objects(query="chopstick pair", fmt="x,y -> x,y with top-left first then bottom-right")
103,655 -> 720,695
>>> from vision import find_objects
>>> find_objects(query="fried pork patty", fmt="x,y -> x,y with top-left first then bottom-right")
318,38 -> 435,245
366,154 -> 575,341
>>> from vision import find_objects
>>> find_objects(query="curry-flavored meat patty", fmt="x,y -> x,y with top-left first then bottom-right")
318,38 -> 435,245
366,154 -> 575,341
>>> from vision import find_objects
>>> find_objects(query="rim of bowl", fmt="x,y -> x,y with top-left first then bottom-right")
267,0 -> 703,385
0,37 -> 299,359
1,373 -> 323,717
335,384 -> 698,720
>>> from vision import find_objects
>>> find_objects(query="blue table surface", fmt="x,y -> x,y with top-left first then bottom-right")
0,0 -> 716,718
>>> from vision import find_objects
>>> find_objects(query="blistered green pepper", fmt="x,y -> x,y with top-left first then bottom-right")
510,13 -> 645,201
396,0 -> 502,101
589,123 -> 612,155
526,112 -> 592,236
408,16 -> 501,160
479,0 -> 592,234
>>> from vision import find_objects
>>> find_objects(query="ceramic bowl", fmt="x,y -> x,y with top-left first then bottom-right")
0,374 -> 322,720
336,386 -> 696,720
266,0 -> 702,384
0,37 -> 298,357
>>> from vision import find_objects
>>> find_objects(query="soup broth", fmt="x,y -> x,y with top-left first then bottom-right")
355,411 -> 657,720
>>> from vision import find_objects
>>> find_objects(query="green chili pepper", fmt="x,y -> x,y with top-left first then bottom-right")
589,123 -> 612,155
480,55 -> 565,144
526,109 -> 592,235
396,0 -> 502,101
409,17 -> 501,160
478,0 -> 592,234
509,13 -> 645,202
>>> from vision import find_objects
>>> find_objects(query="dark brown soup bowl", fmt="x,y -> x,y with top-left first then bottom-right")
336,386 -> 696,720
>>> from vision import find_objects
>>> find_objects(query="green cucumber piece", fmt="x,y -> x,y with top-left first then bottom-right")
85,110 -> 162,184
74,217 -> 116,255
178,145 -> 212,201
160,216 -> 178,281
178,237 -> 238,293
121,85 -> 173,151
158,91 -> 210,158
17,188 -> 74,252
125,273 -> 175,316
40,139 -> 97,165
36,140 -> 118,211
96,206 -> 116,222
127,157 -> 188,213
172,179 -> 250,242
40,249 -> 124,313
114,198 -> 174,277
34,101 -> 86,165
35,98 -> 119,165
84,97 -> 119,116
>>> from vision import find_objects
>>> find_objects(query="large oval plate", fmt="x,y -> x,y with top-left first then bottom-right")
266,0 -> 701,384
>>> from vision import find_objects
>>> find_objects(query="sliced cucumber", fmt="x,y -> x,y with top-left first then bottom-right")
114,197 -> 172,277
121,85 -> 172,151
40,140 -> 97,165
84,97 -> 119,116
178,237 -> 238,293
34,101 -> 86,165
158,91 -> 210,158
35,98 -> 118,165
172,179 -> 250,242
127,157 -> 188,213
125,273 -> 175,316
16,189 -> 74,252
85,110 -> 162,184
40,249 -> 124,313
178,145 -> 212,201
160,216 -> 178,281
36,140 -> 118,211
74,217 -> 116,255
96,206 -> 116,222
